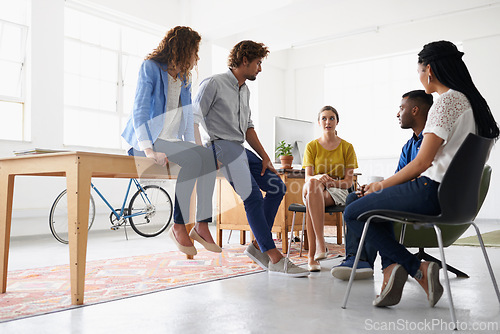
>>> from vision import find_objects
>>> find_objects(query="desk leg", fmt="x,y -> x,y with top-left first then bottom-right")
0,174 -> 14,293
282,225 -> 289,254
216,179 -> 223,247
66,168 -> 92,305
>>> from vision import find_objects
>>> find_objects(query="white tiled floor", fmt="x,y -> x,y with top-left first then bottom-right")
1,221 -> 500,333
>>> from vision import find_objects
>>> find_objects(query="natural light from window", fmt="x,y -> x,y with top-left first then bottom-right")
0,0 -> 28,141
63,6 -> 163,149
324,51 -> 424,159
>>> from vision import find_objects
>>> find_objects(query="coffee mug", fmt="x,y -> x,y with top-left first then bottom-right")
368,176 -> 384,183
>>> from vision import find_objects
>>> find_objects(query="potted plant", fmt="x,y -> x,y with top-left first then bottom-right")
275,140 -> 293,169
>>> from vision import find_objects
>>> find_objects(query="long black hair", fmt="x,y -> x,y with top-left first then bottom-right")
418,40 -> 499,139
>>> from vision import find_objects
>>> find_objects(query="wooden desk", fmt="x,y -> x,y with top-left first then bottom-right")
0,152 -> 180,305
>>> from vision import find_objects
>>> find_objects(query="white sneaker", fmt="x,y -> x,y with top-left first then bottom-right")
244,243 -> 269,270
268,258 -> 310,277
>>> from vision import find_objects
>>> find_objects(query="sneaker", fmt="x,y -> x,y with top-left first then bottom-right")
244,243 -> 269,270
268,257 -> 310,277
331,256 -> 374,281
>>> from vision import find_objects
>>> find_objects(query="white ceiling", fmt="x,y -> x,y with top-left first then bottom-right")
188,0 -> 500,51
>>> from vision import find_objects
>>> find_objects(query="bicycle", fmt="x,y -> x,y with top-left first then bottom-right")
49,178 -> 173,244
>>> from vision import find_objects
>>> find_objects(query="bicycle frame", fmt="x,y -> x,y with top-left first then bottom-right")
90,178 -> 150,221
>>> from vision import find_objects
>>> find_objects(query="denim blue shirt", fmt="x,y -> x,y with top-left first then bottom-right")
395,132 -> 423,172
121,60 -> 194,152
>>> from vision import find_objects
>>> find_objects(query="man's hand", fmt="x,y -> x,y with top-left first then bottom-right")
261,157 -> 278,176
144,148 -> 168,167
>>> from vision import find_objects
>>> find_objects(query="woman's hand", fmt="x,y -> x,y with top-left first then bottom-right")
314,174 -> 336,188
144,148 -> 168,166
358,182 -> 384,197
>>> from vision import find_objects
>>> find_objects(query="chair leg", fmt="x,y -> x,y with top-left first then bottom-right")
342,213 -> 346,245
286,212 -> 297,260
471,222 -> 500,303
399,224 -> 406,243
433,225 -> 458,329
336,213 -> 342,245
300,213 -> 306,257
341,219 -> 371,309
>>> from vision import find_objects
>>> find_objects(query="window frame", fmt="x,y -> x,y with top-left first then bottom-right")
63,2 -> 165,149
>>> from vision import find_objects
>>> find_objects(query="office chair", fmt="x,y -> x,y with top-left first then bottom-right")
392,165 -> 491,278
287,203 -> 346,257
341,133 -> 500,328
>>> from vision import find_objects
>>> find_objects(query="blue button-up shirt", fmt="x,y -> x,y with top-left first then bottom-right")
121,60 -> 194,152
395,132 -> 423,172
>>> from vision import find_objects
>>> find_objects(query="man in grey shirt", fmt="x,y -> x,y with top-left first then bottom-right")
194,40 -> 309,277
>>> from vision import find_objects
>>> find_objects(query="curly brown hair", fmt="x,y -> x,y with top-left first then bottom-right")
146,26 -> 201,79
227,40 -> 269,68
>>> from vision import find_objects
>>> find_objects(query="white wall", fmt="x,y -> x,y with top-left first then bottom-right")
276,6 -> 500,219
463,34 -> 500,219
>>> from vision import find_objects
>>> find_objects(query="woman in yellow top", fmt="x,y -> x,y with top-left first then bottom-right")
302,106 -> 358,271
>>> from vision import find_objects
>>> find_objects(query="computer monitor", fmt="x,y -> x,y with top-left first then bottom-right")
274,116 -> 316,167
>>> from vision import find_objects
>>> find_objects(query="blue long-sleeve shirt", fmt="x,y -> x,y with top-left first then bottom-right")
121,60 -> 194,152
395,132 -> 423,172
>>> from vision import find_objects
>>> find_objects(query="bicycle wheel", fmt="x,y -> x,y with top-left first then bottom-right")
49,189 -> 96,244
128,185 -> 172,237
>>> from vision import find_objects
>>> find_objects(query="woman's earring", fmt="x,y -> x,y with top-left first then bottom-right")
428,75 -> 432,85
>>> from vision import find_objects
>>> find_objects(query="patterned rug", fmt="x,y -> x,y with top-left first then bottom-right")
0,241 -> 344,323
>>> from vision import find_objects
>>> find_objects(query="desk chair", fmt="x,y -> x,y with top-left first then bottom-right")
341,133 -> 500,328
392,165 -> 492,278
287,203 -> 346,257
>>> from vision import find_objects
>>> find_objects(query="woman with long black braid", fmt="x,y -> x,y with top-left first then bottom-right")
343,40 -> 499,307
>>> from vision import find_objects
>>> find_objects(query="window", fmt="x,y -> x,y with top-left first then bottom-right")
64,6 -> 163,149
324,51 -> 422,159
0,0 -> 29,141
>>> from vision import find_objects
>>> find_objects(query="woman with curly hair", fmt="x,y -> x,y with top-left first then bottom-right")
122,26 -> 221,256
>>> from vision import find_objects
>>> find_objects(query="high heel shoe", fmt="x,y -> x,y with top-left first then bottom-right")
307,263 -> 321,272
169,228 -> 197,256
189,228 -> 222,253
314,246 -> 329,261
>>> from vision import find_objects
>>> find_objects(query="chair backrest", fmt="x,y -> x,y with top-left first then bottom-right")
437,133 -> 493,224
477,164 -> 492,216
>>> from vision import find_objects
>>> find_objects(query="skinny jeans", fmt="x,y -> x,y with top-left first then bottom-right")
130,139 -> 217,224
211,140 -> 286,252
343,176 -> 440,277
